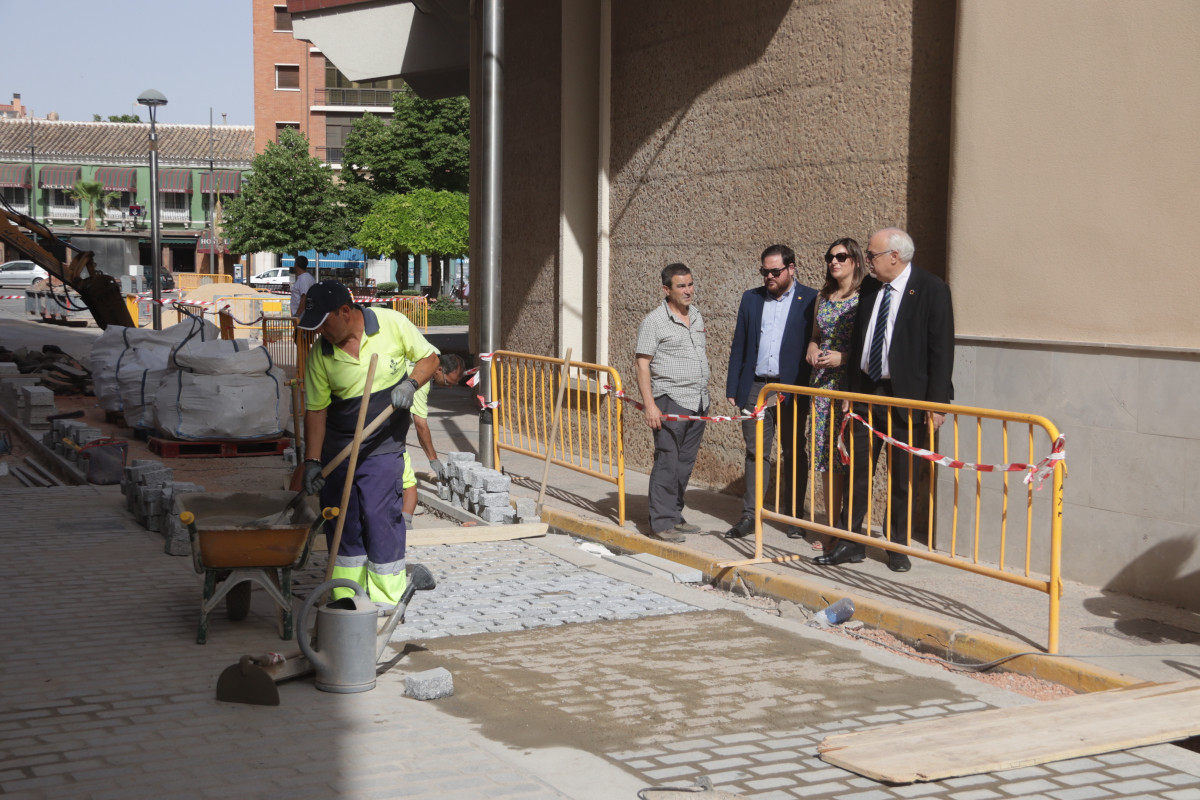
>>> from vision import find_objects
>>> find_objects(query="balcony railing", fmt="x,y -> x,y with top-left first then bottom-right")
317,147 -> 344,165
313,87 -> 403,108
161,208 -> 191,223
48,204 -> 79,220
6,203 -> 29,215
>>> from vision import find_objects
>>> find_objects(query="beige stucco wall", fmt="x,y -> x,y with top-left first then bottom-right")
498,0 -> 562,355
948,0 -> 1200,348
605,0 -> 956,490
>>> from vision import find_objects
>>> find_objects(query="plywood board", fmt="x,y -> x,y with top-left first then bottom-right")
405,523 -> 548,547
819,679 -> 1200,783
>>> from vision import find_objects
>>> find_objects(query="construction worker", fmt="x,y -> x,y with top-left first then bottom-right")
401,354 -> 467,518
297,281 -> 437,608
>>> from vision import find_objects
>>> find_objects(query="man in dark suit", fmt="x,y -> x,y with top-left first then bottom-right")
814,228 -> 954,572
724,244 -> 819,539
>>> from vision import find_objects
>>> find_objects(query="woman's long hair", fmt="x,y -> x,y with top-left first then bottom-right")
819,238 -> 868,299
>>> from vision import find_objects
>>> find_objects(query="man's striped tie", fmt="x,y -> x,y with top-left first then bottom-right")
867,284 -> 891,382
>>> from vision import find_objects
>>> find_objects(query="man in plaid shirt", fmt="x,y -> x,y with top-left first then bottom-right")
635,263 -> 710,543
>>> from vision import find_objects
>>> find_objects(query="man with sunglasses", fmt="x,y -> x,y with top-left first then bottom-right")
814,228 -> 954,573
724,244 -> 819,540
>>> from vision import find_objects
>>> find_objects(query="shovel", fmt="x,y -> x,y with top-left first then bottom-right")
253,400 -> 399,528
214,563 -> 437,706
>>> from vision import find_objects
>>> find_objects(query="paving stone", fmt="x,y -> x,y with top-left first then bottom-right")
405,667 -> 454,700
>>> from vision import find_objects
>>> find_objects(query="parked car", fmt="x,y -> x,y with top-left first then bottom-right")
0,260 -> 50,288
249,267 -> 292,288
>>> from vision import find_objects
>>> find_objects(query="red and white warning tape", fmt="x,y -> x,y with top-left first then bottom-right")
603,385 -> 770,422
835,412 -> 1066,489
0,295 -> 26,300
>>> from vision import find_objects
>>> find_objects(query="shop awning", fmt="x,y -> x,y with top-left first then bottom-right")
0,164 -> 31,188
199,170 -> 242,194
94,167 -> 137,192
158,169 -> 193,193
39,166 -> 81,189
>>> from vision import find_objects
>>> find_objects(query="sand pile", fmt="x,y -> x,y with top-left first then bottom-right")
182,283 -> 269,303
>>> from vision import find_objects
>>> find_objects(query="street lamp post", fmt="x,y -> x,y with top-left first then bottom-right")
137,89 -> 168,329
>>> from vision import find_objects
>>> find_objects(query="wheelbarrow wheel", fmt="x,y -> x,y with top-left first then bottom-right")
226,581 -> 252,621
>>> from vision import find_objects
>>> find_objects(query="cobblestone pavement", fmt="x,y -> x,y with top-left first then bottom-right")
5,486 -> 1200,800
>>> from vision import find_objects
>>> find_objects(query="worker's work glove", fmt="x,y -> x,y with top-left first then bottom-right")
430,458 -> 446,482
391,377 -> 419,410
302,460 -> 325,495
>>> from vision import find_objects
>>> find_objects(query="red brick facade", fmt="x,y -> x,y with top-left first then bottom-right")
252,0 -> 326,156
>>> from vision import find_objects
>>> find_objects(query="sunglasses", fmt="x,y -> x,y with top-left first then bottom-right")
759,266 -> 788,278
825,252 -> 851,264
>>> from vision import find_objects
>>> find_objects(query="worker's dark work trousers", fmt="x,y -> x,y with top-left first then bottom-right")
648,395 -> 706,534
740,383 -> 808,520
319,448 -> 408,603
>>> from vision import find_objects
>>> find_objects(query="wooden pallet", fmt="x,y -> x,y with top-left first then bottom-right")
148,436 -> 291,459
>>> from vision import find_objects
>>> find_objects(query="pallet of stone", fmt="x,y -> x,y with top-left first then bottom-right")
148,436 -> 292,459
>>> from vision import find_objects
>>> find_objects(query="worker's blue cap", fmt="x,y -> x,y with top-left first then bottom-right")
297,280 -> 352,330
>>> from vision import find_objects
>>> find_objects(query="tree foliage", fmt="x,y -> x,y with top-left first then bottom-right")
342,91 -> 469,196
222,128 -> 356,255
92,113 -> 141,123
69,180 -> 118,231
355,189 -> 468,260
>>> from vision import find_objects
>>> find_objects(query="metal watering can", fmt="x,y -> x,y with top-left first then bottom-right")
296,566 -> 436,694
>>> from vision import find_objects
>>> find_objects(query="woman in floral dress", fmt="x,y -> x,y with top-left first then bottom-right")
802,238 -> 868,550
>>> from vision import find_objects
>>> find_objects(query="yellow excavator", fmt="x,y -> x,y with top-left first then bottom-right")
0,205 -> 135,330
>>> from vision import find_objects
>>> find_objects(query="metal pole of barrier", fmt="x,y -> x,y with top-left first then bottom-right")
535,348 -> 572,516
478,0 -> 504,467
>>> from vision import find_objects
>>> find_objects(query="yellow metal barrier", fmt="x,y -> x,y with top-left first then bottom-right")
721,383 -> 1065,653
390,295 -> 428,329
490,350 -> 626,524
174,273 -> 232,293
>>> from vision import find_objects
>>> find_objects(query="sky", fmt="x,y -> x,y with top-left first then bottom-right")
0,0 -> 254,126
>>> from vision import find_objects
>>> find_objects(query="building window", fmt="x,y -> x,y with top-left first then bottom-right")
275,122 -> 300,142
1,186 -> 27,209
50,188 -> 74,206
275,64 -> 300,91
104,191 -> 136,220
273,5 -> 292,31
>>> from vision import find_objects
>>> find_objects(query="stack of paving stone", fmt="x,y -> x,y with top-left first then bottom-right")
120,459 -> 206,555
20,385 -> 56,429
440,451 -> 537,524
0,371 -> 43,417
43,417 -> 104,462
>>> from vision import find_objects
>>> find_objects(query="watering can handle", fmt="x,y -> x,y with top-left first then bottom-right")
296,579 -> 370,667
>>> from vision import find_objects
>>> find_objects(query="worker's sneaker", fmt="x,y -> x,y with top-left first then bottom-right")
673,520 -> 701,534
647,528 -> 686,543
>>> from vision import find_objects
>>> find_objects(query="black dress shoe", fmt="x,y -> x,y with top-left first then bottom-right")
724,517 -> 754,539
813,541 -> 866,566
785,526 -> 805,539
888,553 -> 912,572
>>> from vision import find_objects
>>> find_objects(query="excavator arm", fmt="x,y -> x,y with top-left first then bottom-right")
0,207 -> 135,329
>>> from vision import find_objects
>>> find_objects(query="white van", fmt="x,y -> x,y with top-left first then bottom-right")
249,267 -> 291,288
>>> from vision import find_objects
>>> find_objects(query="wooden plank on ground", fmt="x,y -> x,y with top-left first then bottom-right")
405,523 -> 548,547
819,679 -> 1200,784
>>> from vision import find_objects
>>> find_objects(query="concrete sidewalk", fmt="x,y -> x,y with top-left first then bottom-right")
419,378 -> 1200,692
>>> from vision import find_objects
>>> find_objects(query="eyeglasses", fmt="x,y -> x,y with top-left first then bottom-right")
759,266 -> 788,278
866,249 -> 894,262
825,252 -> 851,264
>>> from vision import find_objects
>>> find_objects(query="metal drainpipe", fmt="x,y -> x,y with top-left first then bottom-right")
478,0 -> 503,467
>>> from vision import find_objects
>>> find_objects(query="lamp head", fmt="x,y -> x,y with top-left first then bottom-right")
137,89 -> 168,108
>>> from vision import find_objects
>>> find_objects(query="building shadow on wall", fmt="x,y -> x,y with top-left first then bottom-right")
608,0 -> 792,231
907,0 -> 956,279
1081,537 -> 1200,657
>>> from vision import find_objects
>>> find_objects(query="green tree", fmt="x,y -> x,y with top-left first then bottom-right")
69,180 -> 119,231
92,113 -> 141,123
354,189 -> 468,294
342,90 -> 469,196
223,128 -> 357,256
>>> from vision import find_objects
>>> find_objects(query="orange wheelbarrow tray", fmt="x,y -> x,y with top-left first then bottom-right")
175,491 -> 338,645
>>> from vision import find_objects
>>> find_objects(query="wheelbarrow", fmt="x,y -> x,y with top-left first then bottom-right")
175,491 -> 339,645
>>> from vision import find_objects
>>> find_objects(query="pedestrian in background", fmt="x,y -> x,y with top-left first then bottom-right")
289,255 -> 314,319
634,263 -> 709,543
